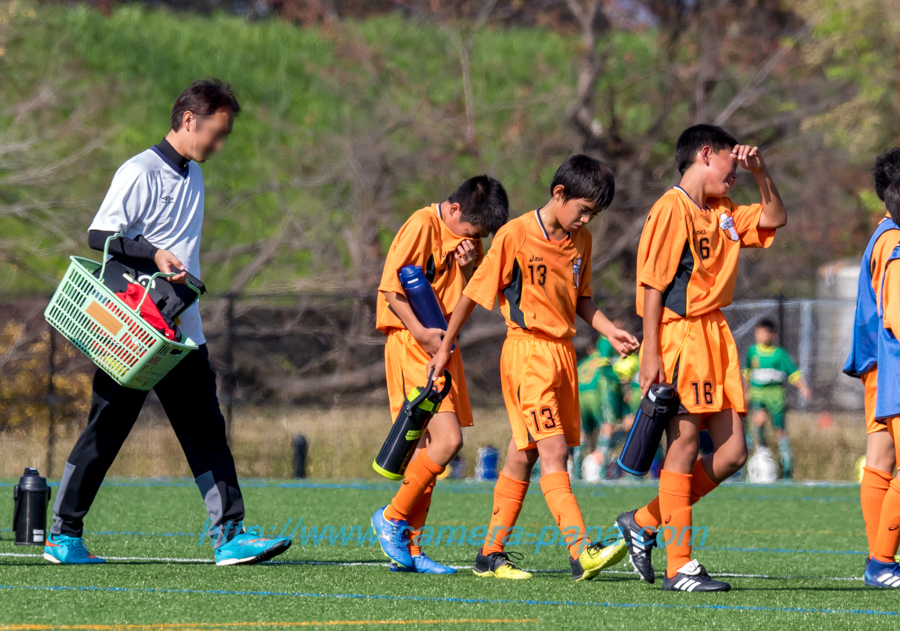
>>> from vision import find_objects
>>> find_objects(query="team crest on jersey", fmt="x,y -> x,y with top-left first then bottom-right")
573,256 -> 583,286
719,212 -> 739,241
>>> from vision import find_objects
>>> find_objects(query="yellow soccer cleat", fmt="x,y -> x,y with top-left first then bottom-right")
571,538 -> 629,581
473,550 -> 532,580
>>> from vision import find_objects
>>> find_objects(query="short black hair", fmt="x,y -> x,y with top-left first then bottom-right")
171,79 -> 241,131
448,175 -> 509,235
874,148 -> 900,201
675,124 -> 739,175
756,318 -> 777,333
549,154 -> 615,211
884,178 -> 900,220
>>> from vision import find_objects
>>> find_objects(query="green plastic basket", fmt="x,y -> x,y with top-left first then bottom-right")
44,234 -> 200,390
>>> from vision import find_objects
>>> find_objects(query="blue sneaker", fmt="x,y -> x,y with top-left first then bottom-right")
214,532 -> 291,566
372,506 -> 413,569
390,553 -> 457,574
43,533 -> 106,564
865,558 -> 900,588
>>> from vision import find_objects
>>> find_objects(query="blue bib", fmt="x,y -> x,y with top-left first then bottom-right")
875,243 -> 900,421
844,219 -> 899,378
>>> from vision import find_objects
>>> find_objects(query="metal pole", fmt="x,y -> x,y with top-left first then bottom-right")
46,324 -> 57,478
224,293 -> 235,443
777,293 -> 786,351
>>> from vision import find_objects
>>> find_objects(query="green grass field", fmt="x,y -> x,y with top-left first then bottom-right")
0,477 -> 894,629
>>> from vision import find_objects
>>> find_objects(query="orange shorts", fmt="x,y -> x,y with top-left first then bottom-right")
862,369 -> 889,435
384,328 -> 473,427
646,310 -> 746,417
500,329 -> 580,451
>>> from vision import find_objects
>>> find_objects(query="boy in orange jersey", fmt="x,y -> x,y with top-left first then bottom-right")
371,176 -> 509,574
844,149 -> 900,565
428,155 -> 639,581
615,124 -> 787,592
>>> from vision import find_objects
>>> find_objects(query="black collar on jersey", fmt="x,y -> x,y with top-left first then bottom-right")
152,138 -> 190,176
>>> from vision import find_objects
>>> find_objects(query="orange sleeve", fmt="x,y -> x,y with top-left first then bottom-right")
732,201 -> 776,249
579,231 -> 593,298
636,200 -> 689,292
463,224 -> 520,310
378,213 -> 433,297
884,257 -> 900,334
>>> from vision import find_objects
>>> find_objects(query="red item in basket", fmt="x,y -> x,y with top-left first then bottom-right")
116,283 -> 178,340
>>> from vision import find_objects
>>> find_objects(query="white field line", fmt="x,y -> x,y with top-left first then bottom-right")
0,552 -> 861,581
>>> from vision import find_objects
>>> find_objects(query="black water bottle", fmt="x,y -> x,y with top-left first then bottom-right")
618,384 -> 680,476
13,468 -> 51,546
373,370 -> 452,480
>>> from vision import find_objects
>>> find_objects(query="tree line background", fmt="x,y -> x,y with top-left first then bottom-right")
1,0 -> 899,435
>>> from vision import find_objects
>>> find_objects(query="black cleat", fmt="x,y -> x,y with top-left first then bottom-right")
616,510 -> 657,583
662,560 -> 731,592
473,550 -> 532,580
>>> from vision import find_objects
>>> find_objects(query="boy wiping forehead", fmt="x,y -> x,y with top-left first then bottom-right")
617,124 -> 787,593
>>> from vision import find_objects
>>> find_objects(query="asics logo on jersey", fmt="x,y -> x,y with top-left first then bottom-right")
161,195 -> 175,204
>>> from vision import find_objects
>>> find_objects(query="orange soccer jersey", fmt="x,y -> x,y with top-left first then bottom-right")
637,187 -> 776,415
863,216 -> 900,434
464,210 -> 592,449
377,203 -> 483,426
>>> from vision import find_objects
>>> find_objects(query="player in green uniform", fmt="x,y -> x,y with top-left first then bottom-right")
575,335 -> 626,480
743,319 -> 811,479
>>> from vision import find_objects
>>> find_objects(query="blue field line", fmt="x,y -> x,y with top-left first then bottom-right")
0,583 -> 896,617
0,528 -> 869,556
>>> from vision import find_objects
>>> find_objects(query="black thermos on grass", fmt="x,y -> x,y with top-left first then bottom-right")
13,468 -> 51,545
373,370 -> 452,480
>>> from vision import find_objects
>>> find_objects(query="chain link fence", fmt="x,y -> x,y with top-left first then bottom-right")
0,290 -> 867,480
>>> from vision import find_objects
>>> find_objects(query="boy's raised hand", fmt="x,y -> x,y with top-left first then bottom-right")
455,240 -> 478,277
608,328 -> 639,358
731,145 -> 765,173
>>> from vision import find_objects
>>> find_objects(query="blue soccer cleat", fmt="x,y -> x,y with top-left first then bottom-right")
390,552 -> 457,574
214,532 -> 291,566
43,533 -> 106,564
372,506 -> 413,569
864,558 -> 900,588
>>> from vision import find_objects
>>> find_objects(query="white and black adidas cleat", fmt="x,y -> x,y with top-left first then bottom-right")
662,560 -> 731,592
616,510 -> 657,583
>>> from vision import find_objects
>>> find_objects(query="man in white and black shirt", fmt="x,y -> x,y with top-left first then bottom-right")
45,80 -> 291,566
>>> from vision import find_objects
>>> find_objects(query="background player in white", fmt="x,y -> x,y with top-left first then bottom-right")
44,79 -> 292,566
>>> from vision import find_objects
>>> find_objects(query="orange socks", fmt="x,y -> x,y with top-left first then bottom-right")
483,473 -> 529,556
873,477 -> 900,563
862,465 -> 893,557
384,451 -> 444,523
407,479 -> 435,556
658,469 -> 693,578
635,459 -> 719,530
540,471 -> 588,559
